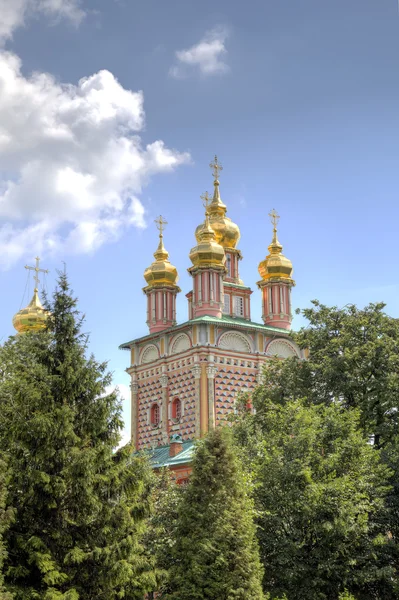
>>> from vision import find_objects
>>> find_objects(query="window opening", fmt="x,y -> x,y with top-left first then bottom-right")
150,403 -> 160,427
234,296 -> 244,317
223,294 -> 230,314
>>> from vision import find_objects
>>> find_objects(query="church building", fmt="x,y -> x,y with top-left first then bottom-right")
120,157 -> 303,478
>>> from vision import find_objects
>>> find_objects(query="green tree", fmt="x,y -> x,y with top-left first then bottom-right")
234,393 -> 394,600
165,427 -> 264,600
274,301 -> 399,449
0,273 -> 156,599
144,470 -> 182,597
0,457 -> 13,600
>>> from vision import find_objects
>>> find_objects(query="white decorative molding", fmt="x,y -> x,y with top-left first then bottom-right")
218,331 -> 252,353
265,339 -> 299,359
191,364 -> 202,379
160,374 -> 169,388
170,333 -> 191,355
140,344 -> 159,364
206,365 -> 218,379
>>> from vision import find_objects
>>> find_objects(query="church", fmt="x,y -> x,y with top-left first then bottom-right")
11,156 -> 303,482
119,157 -> 304,481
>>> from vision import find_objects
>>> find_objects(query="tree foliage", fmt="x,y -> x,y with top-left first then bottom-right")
0,273 -> 156,599
164,427 -> 264,600
234,393 -> 394,599
279,301 -> 399,448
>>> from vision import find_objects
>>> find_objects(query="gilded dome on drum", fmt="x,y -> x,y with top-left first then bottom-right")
258,210 -> 294,283
13,289 -> 49,334
195,156 -> 240,249
144,217 -> 180,289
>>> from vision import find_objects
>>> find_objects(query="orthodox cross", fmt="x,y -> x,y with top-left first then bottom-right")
210,155 -> 223,180
269,208 -> 280,230
25,257 -> 49,291
200,191 -> 211,213
155,215 -> 168,236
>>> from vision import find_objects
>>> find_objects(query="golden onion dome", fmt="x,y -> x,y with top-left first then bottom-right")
258,210 -> 294,283
13,288 -> 48,334
144,218 -> 179,289
194,156 -> 240,249
189,213 -> 226,270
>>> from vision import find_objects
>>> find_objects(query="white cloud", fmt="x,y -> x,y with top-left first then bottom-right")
0,52 -> 190,268
0,0 -> 85,43
170,26 -> 230,79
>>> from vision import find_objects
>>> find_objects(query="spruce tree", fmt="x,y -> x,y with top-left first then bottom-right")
0,456 -> 13,600
0,273 -> 156,599
165,427 -> 264,600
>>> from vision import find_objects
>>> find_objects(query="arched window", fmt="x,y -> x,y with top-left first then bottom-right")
150,403 -> 160,427
171,398 -> 182,421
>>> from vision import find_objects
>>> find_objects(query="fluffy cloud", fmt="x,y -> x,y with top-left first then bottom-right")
170,26 -> 230,78
0,0 -> 85,42
0,52 -> 190,268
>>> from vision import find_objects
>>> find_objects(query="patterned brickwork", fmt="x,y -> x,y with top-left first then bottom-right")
214,366 -> 258,426
137,378 -> 162,448
137,368 -> 197,449
167,368 -> 197,440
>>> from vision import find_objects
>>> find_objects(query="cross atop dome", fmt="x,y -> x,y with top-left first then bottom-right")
25,256 -> 48,293
210,155 -> 223,181
269,209 -> 280,231
155,215 -> 168,237
200,191 -> 211,213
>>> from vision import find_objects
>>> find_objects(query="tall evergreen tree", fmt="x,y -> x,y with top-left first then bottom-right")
0,273 -> 156,599
165,427 -> 264,600
0,456 -> 13,600
234,392 -> 394,599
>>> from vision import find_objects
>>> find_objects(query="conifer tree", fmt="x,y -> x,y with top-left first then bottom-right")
0,456 -> 13,600
165,427 -> 264,600
0,273 -> 156,599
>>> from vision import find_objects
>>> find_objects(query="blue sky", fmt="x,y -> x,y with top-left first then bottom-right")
1,0 -> 399,442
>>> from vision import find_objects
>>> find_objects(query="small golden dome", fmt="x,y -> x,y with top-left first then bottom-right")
189,214 -> 226,270
258,210 -> 294,283
195,156 -> 241,249
13,289 -> 48,334
144,218 -> 179,289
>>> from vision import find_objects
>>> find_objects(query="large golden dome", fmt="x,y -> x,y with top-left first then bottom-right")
194,156 -> 240,249
13,289 -> 48,334
144,218 -> 180,289
189,213 -> 226,270
258,210 -> 294,283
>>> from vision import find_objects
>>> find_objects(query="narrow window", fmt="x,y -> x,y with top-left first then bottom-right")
172,398 -> 182,421
150,403 -> 160,427
223,294 -> 230,314
234,296 -> 244,317
226,254 -> 232,277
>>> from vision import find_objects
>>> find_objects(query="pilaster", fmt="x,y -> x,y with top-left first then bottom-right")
206,363 -> 217,430
130,378 -> 139,450
191,362 -> 202,438
160,372 -> 169,445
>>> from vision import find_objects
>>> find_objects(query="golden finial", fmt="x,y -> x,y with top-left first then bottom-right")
25,256 -> 49,293
155,215 -> 168,237
269,208 -> 280,231
210,155 -> 223,181
200,191 -> 211,212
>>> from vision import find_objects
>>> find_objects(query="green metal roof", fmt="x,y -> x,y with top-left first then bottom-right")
222,282 -> 252,291
119,315 -> 287,349
143,440 -> 196,469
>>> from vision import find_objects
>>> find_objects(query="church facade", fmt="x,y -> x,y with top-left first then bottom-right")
120,157 -> 303,463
